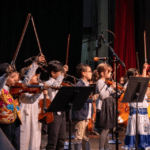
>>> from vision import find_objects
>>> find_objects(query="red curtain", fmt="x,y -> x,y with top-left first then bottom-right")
114,0 -> 136,81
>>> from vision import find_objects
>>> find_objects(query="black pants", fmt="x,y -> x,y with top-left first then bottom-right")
46,112 -> 66,150
0,118 -> 20,150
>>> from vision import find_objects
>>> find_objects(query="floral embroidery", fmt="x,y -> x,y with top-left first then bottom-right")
4,103 -> 8,106
16,106 -> 19,111
3,89 -> 8,94
8,98 -> 13,103
7,104 -> 14,111
0,101 -> 3,107
0,89 -> 21,124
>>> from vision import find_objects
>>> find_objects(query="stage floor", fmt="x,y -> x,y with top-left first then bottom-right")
41,126 -> 126,150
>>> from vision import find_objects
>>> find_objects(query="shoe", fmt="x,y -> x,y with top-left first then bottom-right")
74,143 -> 82,150
82,141 -> 90,150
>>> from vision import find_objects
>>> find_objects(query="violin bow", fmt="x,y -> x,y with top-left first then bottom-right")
31,15 -> 48,66
11,13 -> 31,70
136,52 -> 140,73
66,34 -> 70,65
144,30 -> 147,63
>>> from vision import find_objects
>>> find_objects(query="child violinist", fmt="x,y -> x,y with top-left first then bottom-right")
0,63 -> 21,150
45,60 -> 68,150
19,54 -> 49,150
73,63 -> 99,150
124,63 -> 150,150
95,63 -> 116,150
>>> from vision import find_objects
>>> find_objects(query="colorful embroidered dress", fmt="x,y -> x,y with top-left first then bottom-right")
0,89 -> 21,124
124,95 -> 150,150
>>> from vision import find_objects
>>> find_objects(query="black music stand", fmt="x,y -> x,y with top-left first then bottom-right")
47,86 -> 95,150
0,129 -> 15,150
122,77 -> 150,150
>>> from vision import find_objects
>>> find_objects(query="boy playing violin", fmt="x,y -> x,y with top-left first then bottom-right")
45,60 -> 68,150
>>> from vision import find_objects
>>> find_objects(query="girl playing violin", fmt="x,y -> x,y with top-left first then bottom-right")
0,63 -> 21,150
124,63 -> 150,150
95,63 -> 116,150
19,54 -> 49,150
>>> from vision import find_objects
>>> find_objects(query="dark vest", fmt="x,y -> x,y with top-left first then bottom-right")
73,79 -> 92,121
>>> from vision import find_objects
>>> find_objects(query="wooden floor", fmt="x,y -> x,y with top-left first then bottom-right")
41,124 -> 126,150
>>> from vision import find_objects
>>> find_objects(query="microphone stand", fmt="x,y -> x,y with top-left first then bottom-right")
102,37 -> 126,150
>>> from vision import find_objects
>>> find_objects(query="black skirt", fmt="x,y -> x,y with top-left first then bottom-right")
95,96 -> 116,129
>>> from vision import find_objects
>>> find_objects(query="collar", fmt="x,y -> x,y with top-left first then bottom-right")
4,84 -> 10,91
80,79 -> 89,86
47,77 -> 55,83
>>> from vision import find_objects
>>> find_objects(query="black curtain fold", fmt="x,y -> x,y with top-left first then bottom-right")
134,0 -> 150,72
0,0 -> 83,80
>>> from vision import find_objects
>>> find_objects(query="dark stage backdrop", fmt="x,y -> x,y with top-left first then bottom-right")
0,0 -> 83,80
134,0 -> 150,73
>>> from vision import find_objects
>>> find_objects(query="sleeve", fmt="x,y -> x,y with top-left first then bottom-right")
53,75 -> 64,86
0,74 -> 8,94
96,80 -> 113,100
23,62 -> 39,85
86,98 -> 93,103
46,75 -> 64,87
19,92 -> 43,104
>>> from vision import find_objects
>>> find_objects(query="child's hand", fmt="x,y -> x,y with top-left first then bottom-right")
43,90 -> 48,95
92,94 -> 99,101
40,82 -> 49,93
63,65 -> 69,73
146,87 -> 150,96
35,54 -> 46,64
111,82 -> 116,89
143,63 -> 148,70
38,54 -> 46,63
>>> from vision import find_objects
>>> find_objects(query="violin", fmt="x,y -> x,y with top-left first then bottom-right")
61,81 -> 75,86
10,82 -> 60,96
87,93 -> 97,135
105,79 -> 129,126
87,97 -> 96,133
105,79 -> 124,91
38,94 -> 54,124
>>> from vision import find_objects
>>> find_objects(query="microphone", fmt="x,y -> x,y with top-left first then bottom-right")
97,32 -> 103,48
94,57 -> 109,61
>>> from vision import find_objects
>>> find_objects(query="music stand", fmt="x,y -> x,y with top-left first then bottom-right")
122,77 -> 150,150
0,129 -> 15,150
47,86 -> 95,150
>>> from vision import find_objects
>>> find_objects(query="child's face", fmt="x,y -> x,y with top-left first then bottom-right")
6,72 -> 19,86
51,71 -> 61,79
82,66 -> 92,81
103,69 -> 112,79
120,77 -> 124,84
